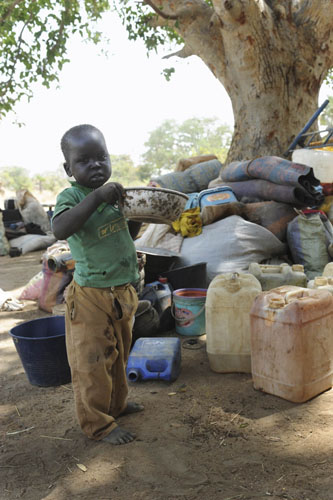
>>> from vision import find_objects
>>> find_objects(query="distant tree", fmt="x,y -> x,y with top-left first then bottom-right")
139,120 -> 180,179
138,117 -> 232,180
32,169 -> 68,194
177,118 -> 232,158
33,174 -> 47,193
0,166 -> 32,191
320,96 -> 333,128
136,162 -> 156,183
110,154 -> 142,186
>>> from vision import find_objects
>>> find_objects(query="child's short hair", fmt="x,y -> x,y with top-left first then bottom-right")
61,124 -> 102,161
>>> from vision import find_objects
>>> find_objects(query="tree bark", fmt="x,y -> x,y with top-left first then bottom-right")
145,0 -> 333,161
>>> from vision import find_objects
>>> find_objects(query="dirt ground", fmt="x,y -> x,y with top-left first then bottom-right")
1,252 -> 333,500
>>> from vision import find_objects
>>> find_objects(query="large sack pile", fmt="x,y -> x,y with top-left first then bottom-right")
0,190 -> 56,256
178,216 -> 286,282
139,154 -> 333,283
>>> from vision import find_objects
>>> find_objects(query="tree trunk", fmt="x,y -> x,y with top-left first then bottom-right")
227,68 -> 321,161
147,0 -> 333,162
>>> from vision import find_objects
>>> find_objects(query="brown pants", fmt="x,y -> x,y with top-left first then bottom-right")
65,280 -> 138,440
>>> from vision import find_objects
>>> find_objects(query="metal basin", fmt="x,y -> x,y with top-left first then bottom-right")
123,187 -> 188,224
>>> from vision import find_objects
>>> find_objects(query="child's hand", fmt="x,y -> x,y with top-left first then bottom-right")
95,182 -> 126,207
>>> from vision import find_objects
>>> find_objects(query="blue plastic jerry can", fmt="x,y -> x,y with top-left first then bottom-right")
126,337 -> 181,382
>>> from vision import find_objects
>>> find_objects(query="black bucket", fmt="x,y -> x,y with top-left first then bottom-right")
136,247 -> 180,284
9,315 -> 71,387
161,262 -> 207,290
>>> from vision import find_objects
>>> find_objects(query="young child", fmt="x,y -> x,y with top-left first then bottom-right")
52,124 -> 143,445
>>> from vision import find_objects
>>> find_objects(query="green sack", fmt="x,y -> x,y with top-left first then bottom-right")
287,213 -> 333,279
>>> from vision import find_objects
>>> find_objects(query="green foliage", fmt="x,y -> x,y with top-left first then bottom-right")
0,166 -> 32,191
0,0 -> 110,118
138,117 -> 232,180
162,67 -> 175,81
0,165 -> 69,194
110,154 -> 142,186
114,1 -> 183,52
1,0 -> 333,119
32,168 -> 69,194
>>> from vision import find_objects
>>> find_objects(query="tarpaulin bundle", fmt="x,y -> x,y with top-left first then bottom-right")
242,201 -> 297,242
200,201 -> 296,241
154,159 -> 222,193
221,179 -> 319,207
220,156 -> 324,207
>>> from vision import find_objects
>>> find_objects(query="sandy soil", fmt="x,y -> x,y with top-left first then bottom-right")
1,252 -> 333,500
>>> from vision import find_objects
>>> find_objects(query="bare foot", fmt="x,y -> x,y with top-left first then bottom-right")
120,402 -> 144,415
102,426 -> 136,445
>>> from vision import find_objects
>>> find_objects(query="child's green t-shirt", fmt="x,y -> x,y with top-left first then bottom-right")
52,182 -> 139,288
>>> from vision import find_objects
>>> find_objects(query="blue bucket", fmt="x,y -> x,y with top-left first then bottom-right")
172,288 -> 207,336
9,315 -> 71,387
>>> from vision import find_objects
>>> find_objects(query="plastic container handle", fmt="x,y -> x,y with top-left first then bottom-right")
285,289 -> 308,304
170,302 -> 205,323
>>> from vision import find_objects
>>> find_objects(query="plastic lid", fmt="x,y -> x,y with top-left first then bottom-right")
268,297 -> 285,309
314,277 -> 328,287
225,272 -> 241,292
292,264 -> 304,272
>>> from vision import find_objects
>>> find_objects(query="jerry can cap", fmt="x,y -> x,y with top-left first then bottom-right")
314,276 -> 328,286
226,272 -> 241,292
269,297 -> 285,309
292,264 -> 304,272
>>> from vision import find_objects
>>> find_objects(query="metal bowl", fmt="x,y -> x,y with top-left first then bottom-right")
123,187 -> 188,224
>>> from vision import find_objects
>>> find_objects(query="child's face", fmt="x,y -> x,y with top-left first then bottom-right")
64,129 -> 111,188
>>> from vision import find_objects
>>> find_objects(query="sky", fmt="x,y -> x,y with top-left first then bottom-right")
0,11 -> 234,175
0,10 -> 331,176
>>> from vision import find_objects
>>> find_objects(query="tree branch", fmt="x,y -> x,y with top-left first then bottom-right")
213,0 -> 274,27
143,0 -> 207,23
143,0 -> 179,20
163,45 -> 195,59
293,0 -> 333,29
291,0 -> 333,68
